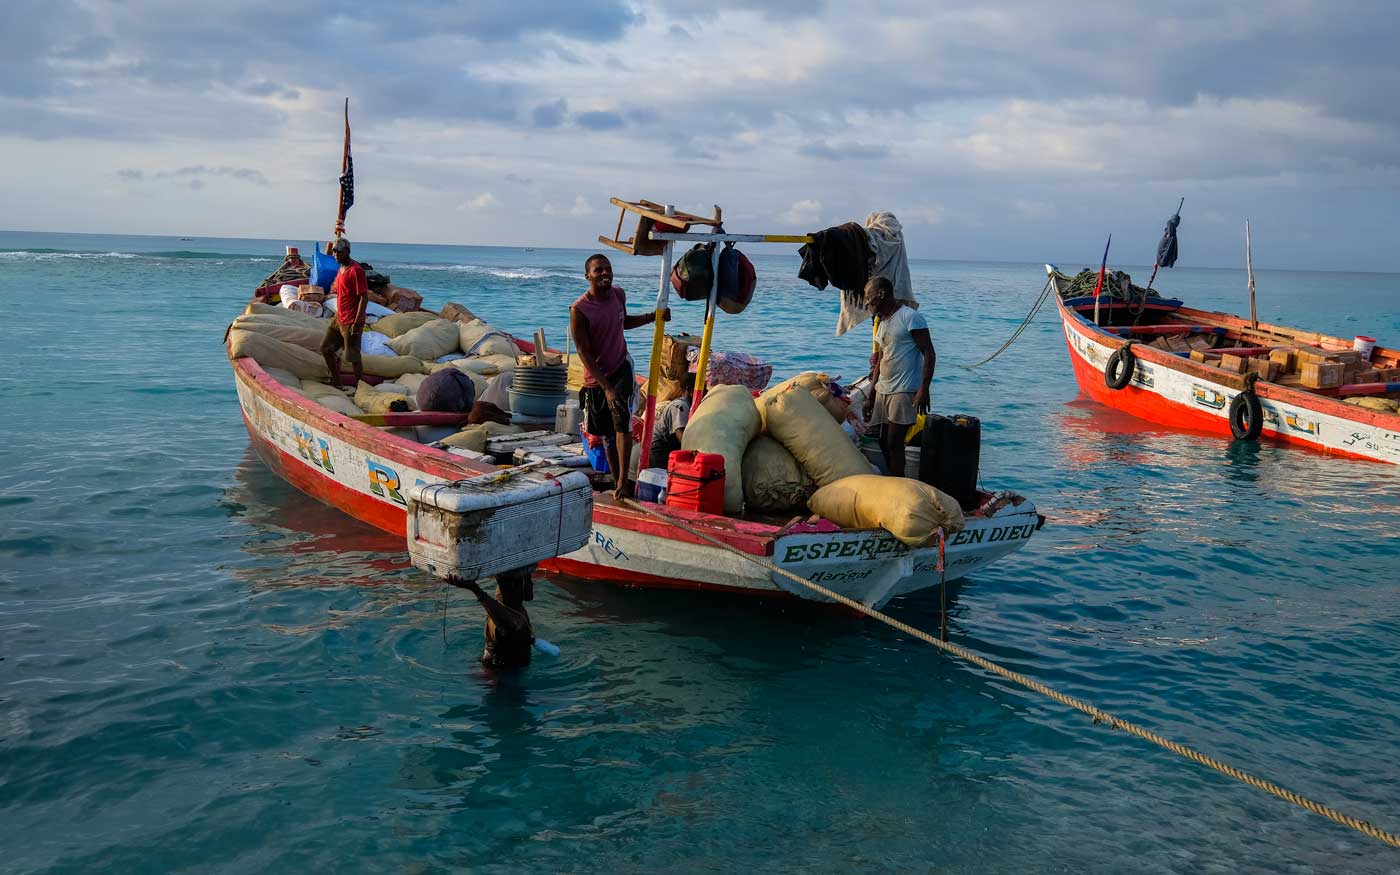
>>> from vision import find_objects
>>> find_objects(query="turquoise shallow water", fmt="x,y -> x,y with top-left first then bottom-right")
2,229 -> 1400,873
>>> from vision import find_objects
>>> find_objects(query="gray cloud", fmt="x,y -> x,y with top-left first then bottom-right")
799,141 -> 891,161
532,99 -> 569,129
576,110 -> 625,131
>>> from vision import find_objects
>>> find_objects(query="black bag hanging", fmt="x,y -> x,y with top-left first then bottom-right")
669,242 -> 715,301
716,242 -> 756,314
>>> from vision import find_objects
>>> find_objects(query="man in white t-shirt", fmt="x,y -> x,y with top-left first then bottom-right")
862,276 -> 935,477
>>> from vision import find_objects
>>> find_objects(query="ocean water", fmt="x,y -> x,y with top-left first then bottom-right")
2,229 -> 1399,873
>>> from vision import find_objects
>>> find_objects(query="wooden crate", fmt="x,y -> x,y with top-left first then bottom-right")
1219,354 -> 1248,374
1248,358 -> 1281,382
1300,361 -> 1345,389
1269,348 -> 1298,373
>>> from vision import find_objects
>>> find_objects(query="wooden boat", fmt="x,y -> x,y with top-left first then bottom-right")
1051,265 -> 1400,463
229,256 -> 1044,610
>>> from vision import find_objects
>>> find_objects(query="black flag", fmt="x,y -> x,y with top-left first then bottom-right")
1156,211 -> 1180,269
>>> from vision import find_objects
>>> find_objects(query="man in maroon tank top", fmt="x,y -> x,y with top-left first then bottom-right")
570,254 -> 668,500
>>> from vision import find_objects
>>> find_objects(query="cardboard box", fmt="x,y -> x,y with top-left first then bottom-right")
296,284 -> 325,303
1166,335 -> 1191,353
661,334 -> 703,380
1219,354 -> 1248,374
439,301 -> 479,325
1186,335 -> 1215,351
1300,361 -> 1345,389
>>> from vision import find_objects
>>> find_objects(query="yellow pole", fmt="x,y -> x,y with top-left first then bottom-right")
690,244 -> 723,409
638,208 -> 676,467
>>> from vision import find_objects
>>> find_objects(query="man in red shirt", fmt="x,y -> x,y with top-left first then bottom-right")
319,237 -> 368,385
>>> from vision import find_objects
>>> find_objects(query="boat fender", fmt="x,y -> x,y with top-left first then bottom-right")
1104,341 -> 1136,391
532,638 -> 560,657
1229,376 -> 1263,441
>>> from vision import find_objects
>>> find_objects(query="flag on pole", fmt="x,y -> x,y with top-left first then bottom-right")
334,99 -> 353,239
1091,234 -> 1112,299
1156,200 -> 1182,269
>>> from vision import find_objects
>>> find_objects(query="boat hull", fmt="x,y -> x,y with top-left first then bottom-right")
1056,296 -> 1400,463
233,355 -> 1040,608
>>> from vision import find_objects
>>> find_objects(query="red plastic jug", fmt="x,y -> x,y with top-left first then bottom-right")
666,450 -> 726,515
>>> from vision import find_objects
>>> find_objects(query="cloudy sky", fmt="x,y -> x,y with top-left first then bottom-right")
3,0 -> 1398,270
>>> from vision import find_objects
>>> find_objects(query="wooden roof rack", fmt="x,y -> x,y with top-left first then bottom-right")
598,199 -> 722,256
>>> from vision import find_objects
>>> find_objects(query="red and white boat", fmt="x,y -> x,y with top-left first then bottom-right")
230,253 -> 1044,608
231,348 -> 1042,609
1051,265 -> 1400,463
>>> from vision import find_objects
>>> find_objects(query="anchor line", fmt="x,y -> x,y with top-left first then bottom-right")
962,276 -> 1054,370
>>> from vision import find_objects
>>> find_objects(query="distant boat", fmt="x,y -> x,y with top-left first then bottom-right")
523,247 -> 535,252
180,237 -> 194,241
1049,265 -> 1400,461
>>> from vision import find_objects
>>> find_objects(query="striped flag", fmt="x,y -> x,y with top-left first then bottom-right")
338,107 -> 354,218
1091,234 -> 1112,298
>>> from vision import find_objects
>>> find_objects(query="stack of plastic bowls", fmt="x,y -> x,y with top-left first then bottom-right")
509,362 -> 568,418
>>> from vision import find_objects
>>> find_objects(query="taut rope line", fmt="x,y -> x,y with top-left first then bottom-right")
621,498 -> 1400,851
962,276 -> 1055,370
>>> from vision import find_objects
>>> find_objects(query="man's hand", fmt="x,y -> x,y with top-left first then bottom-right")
863,394 -> 876,421
660,308 -> 672,323
913,387 -> 929,415
603,384 -> 622,411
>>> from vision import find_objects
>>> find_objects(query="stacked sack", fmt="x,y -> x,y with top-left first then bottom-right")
746,370 -> 963,545
230,302 -> 527,411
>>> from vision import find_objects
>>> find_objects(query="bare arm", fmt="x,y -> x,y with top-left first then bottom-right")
623,307 -> 668,330
911,328 -> 935,413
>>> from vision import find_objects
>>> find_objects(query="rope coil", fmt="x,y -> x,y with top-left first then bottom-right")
621,498 -> 1400,851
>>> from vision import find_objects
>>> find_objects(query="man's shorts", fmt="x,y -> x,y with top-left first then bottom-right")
580,361 -> 634,437
320,320 -> 362,365
869,391 -> 917,428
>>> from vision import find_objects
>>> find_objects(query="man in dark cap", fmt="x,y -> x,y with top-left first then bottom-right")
320,237 -> 368,385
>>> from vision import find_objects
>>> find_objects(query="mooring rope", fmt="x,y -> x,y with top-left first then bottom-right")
620,498 -> 1400,851
962,276 -> 1055,370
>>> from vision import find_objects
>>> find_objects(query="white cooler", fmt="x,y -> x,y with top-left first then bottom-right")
406,470 -> 593,582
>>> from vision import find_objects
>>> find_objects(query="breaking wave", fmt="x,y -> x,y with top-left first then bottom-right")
395,264 -> 574,280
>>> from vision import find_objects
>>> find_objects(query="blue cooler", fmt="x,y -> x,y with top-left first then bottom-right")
636,468 -> 668,503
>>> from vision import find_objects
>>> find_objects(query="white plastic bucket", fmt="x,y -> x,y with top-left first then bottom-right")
1354,335 -> 1377,362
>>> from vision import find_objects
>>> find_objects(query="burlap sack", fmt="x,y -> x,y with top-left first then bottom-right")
741,435 -> 814,513
680,384 -> 760,513
458,320 -> 518,357
387,319 -> 460,361
229,329 -> 328,380
808,474 -> 965,546
233,314 -> 325,350
759,373 -> 847,430
372,311 -> 439,338
354,381 -> 411,414
761,388 -> 869,487
439,302 -> 479,324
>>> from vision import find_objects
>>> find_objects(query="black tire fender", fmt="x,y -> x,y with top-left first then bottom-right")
1229,381 -> 1263,441
1104,341 -> 1136,391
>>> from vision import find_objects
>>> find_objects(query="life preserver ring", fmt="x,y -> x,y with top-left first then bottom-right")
1104,342 -> 1136,391
1229,382 -> 1263,441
